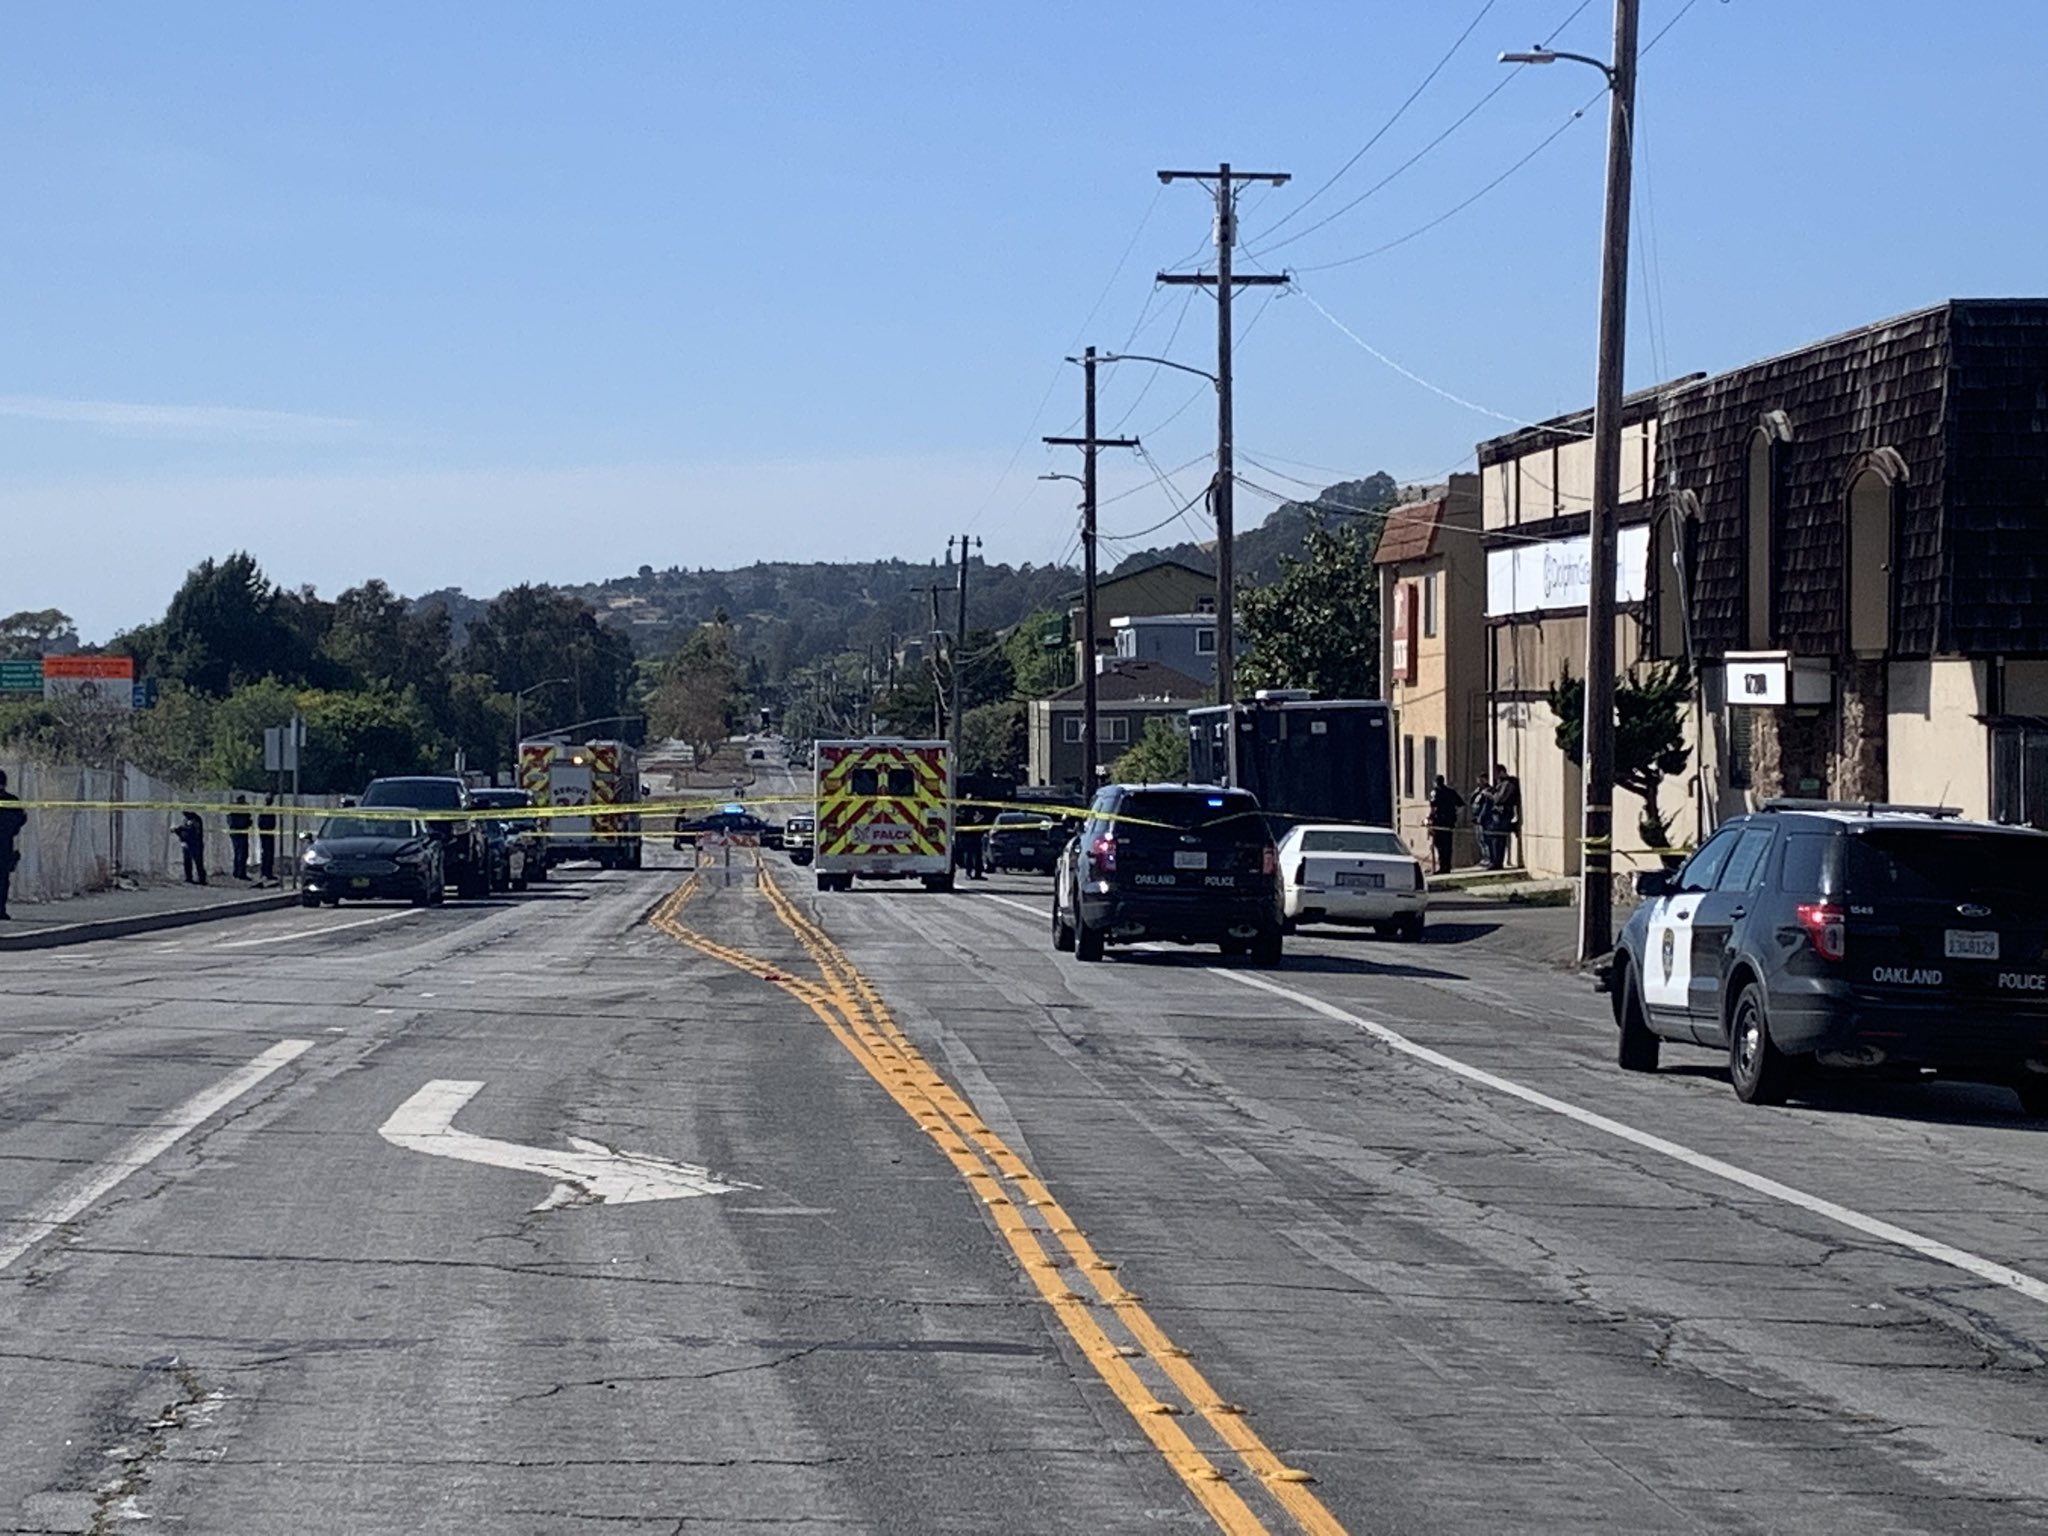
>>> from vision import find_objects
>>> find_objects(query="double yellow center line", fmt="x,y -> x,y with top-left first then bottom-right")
649,866 -> 1344,1536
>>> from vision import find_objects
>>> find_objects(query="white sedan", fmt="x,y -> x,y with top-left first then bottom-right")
1277,824 -> 1428,940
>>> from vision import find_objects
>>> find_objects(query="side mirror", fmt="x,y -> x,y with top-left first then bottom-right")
1635,869 -> 1671,899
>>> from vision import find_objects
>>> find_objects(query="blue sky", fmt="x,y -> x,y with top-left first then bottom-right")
6,1 -> 2045,641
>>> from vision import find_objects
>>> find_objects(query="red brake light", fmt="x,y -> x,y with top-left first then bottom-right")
1262,843 -> 1277,877
1088,833 -> 1117,873
1293,861 -> 1306,887
1796,902 -> 1846,962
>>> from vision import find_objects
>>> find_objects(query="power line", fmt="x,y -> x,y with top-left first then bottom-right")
1290,0 -> 1712,276
1250,0 -> 1501,248
1290,280 -> 1592,436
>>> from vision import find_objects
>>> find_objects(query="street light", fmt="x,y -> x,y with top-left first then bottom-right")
1502,2 -> 1639,964
512,678 -> 571,773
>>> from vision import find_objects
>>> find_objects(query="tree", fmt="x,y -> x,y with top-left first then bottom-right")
461,584 -> 636,736
1112,716 -> 1190,783
960,701 -> 1025,781
1548,660 -> 1693,849
0,608 -> 79,659
153,554 -> 320,697
649,615 -> 748,765
1003,609 -> 1072,700
1237,514 -> 1383,698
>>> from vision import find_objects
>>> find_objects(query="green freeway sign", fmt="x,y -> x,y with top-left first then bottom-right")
0,659 -> 42,694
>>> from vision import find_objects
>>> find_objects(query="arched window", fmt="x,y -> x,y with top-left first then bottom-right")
1846,467 -> 1894,655
1744,430 -> 1774,648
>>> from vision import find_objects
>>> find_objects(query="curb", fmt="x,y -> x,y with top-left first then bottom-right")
0,891 -> 301,952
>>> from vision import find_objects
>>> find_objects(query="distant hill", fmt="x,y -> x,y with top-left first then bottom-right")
1108,473 -> 1403,583
404,471 -> 1405,687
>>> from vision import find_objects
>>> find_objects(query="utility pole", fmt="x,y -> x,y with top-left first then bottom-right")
1158,161 -> 1289,786
946,535 -> 982,794
926,583 -> 946,739
1047,346 -> 1139,793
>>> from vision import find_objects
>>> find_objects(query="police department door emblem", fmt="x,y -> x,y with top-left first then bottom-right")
1661,927 -> 1675,984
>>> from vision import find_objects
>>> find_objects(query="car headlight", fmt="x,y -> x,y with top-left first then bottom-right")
303,847 -> 329,867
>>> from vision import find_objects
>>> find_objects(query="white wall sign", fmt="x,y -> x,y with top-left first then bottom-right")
1725,656 -> 1788,706
1485,525 -> 1650,618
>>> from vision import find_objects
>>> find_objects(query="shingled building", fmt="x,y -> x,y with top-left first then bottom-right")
1664,299 -> 2048,827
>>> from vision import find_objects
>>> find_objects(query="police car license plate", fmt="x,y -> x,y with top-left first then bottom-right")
1335,871 -> 1384,888
1945,929 -> 1999,960
1173,851 -> 1208,870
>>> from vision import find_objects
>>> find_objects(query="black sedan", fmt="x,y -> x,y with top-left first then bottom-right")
300,814 -> 444,907
983,811 -> 1063,875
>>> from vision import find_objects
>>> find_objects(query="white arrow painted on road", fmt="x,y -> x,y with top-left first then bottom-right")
378,1080 -> 750,1211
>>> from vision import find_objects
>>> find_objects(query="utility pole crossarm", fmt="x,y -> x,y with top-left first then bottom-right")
1155,272 -> 1289,287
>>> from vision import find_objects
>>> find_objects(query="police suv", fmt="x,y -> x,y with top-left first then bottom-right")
1609,800 -> 2048,1110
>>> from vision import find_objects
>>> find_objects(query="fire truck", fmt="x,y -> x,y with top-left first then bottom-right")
517,737 -> 643,870
812,738 -> 953,892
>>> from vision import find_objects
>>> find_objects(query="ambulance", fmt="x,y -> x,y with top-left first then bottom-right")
812,738 -> 953,892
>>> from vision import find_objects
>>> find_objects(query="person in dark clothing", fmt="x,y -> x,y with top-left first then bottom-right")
227,796 -> 252,880
1488,764 -> 1522,871
175,811 -> 208,885
954,814 -> 988,881
1471,781 -> 1496,869
1425,774 -> 1464,875
0,769 -> 26,919
257,795 -> 279,883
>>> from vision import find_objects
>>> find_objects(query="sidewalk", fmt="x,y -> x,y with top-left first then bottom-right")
0,876 -> 299,952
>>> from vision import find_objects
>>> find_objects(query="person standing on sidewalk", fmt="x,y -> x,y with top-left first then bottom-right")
1425,774 -> 1463,875
175,811 -> 208,885
257,795 -> 279,883
1489,763 -> 1522,871
0,769 -> 25,919
227,796 -> 253,881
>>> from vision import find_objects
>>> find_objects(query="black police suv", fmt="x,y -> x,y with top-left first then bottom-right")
358,776 -> 492,899
1051,783 -> 1284,964
1609,801 -> 2048,1110
300,812 -> 444,907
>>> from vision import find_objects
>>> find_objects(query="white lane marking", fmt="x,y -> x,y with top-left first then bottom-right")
0,1039 -> 314,1273
980,893 -> 1045,919
215,909 -> 420,948
377,1081 -> 751,1210
1217,969 -> 2048,1309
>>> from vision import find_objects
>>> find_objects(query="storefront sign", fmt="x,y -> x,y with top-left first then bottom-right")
1485,526 -> 1650,617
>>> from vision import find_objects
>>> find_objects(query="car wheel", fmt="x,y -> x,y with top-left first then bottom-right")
1051,892 -> 1075,952
1074,918 -> 1104,962
1616,968 -> 1660,1073
1251,927 -> 1283,968
324,896 -> 343,907
2014,1079 -> 2048,1118
300,892 -> 320,909
1399,914 -> 1426,942
1729,982 -> 1795,1105
1280,916 -> 1298,936
1219,938 -> 1249,957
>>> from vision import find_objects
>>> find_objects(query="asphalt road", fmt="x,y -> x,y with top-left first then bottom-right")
6,762 -> 2048,1533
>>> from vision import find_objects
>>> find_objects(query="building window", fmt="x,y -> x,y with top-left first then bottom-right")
1195,627 -> 1217,655
1423,735 -> 1439,787
1062,717 -> 1083,743
1102,716 -> 1131,744
1744,430 -> 1774,649
1422,573 -> 1438,638
1846,467 -> 1894,655
1727,705 -> 1754,790
1993,723 -> 2048,829
1401,734 -> 1415,799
